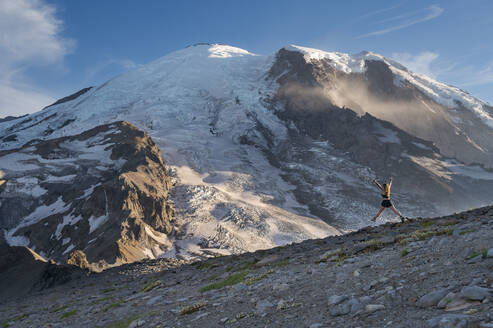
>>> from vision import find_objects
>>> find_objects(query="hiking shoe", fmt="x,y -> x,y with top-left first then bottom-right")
400,216 -> 406,223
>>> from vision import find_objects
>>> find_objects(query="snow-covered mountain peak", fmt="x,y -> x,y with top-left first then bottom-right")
281,44 -> 493,128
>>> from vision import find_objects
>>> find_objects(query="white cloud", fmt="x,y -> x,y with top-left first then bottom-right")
0,0 -> 74,117
357,5 -> 444,38
390,51 -> 440,77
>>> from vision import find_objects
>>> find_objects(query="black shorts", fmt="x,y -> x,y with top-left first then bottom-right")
381,199 -> 392,208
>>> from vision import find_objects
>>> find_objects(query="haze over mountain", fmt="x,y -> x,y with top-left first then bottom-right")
1,43 -> 493,269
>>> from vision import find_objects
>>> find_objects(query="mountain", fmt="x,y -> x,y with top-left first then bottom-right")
1,43 -> 493,268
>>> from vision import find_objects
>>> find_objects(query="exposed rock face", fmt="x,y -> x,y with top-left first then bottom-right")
0,121 -> 175,270
260,48 -> 493,224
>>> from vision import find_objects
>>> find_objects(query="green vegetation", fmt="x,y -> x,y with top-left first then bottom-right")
103,302 -> 122,312
439,220 -> 457,226
102,288 -> 116,293
244,272 -> 270,286
468,248 -> 488,260
200,271 -> 249,292
364,239 -> 384,252
1,313 -> 30,327
401,249 -> 409,257
459,228 -> 476,235
333,252 -> 350,262
422,221 -> 434,227
142,280 -> 161,292
91,296 -> 113,305
276,259 -> 290,267
103,314 -> 141,328
237,312 -> 247,319
51,305 -> 69,313
179,302 -> 207,315
315,249 -> 342,263
208,274 -> 218,281
61,310 -> 77,319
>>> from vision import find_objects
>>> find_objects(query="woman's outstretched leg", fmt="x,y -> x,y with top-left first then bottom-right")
390,205 -> 405,221
372,207 -> 385,222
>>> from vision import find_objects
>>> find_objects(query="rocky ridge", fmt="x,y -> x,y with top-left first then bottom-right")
1,206 -> 492,327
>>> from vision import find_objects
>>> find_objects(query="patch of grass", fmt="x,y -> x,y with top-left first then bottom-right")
315,249 -> 341,264
103,302 -> 122,313
401,249 -> 409,257
102,288 -> 116,293
208,274 -> 218,281
235,312 -> 247,320
198,262 -> 213,270
459,228 -> 476,235
276,259 -> 289,267
412,229 -> 435,240
439,220 -> 457,226
103,314 -> 141,328
91,296 -> 113,305
179,302 -> 207,315
51,305 -> 68,313
332,252 -> 350,263
422,221 -> 434,227
1,321 -> 8,328
11,314 -> 28,321
200,271 -> 249,292
61,310 -> 77,319
365,239 -> 384,252
468,248 -> 487,260
142,280 -> 161,292
244,272 -> 270,286
237,261 -> 256,271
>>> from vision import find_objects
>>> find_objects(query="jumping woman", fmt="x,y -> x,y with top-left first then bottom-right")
372,177 -> 405,222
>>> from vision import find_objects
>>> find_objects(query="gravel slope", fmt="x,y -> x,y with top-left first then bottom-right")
1,207 -> 493,328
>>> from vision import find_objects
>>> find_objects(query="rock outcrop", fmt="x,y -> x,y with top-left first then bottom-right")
0,121 -> 175,270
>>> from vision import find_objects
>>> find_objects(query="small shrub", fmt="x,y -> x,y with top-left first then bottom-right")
422,221 -> 434,227
401,249 -> 409,257
179,302 -> 207,315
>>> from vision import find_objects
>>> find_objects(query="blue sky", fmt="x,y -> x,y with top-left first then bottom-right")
1,0 -> 492,117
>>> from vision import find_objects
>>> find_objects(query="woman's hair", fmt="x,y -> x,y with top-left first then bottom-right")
382,183 -> 390,197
